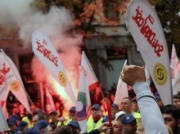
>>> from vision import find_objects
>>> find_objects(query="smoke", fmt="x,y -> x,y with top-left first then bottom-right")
0,1 -> 83,109
0,0 -> 35,26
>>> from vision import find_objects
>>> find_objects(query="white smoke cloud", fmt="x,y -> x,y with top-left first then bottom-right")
0,0 -> 35,26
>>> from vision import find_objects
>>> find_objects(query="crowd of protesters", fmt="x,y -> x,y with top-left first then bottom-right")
1,65 -> 180,134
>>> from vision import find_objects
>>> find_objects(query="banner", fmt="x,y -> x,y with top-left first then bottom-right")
75,54 -> 91,133
126,0 -> 172,105
0,50 -> 31,113
82,51 -> 99,91
170,44 -> 180,79
114,60 -> 128,105
0,105 -> 9,132
32,31 -> 76,105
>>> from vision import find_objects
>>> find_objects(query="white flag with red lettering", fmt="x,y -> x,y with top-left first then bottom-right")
32,31 -> 76,106
81,51 -> 99,91
126,0 -> 172,105
0,105 -> 8,131
114,60 -> 128,105
0,50 -> 31,113
170,44 -> 180,79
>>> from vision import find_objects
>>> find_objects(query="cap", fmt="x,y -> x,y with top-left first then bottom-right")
115,111 -> 126,120
69,106 -> 76,113
68,120 -> 80,128
10,114 -> 20,121
154,92 -> 161,100
91,104 -> 101,110
35,120 -> 49,129
17,121 -> 28,129
121,114 -> 136,124
26,127 -> 41,134
8,118 -> 17,126
111,103 -> 119,109
37,109 -> 43,114
50,111 -> 57,115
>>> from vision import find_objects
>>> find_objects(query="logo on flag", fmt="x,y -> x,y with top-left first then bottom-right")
76,92 -> 86,121
10,81 -> 20,91
153,63 -> 167,85
58,71 -> 66,87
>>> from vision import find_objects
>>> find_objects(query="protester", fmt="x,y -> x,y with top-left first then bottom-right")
53,125 -> 72,134
172,94 -> 180,109
49,111 -> 61,130
15,121 -> 28,134
121,65 -> 168,134
67,120 -> 81,134
35,119 -> 49,134
136,118 -> 144,134
121,114 -> 137,134
87,104 -> 103,133
115,110 -> 126,121
160,105 -> 180,133
64,106 -> 76,125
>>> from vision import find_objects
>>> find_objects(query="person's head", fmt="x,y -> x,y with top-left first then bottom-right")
173,94 -> 180,109
131,98 -> 139,112
18,104 -> 25,114
161,105 -> 180,133
111,103 -> 119,119
26,127 -> 41,134
121,114 -> 137,134
91,104 -> 102,122
112,120 -> 123,134
17,121 -> 28,133
50,111 -> 58,122
8,118 -> 17,132
53,125 -> 72,134
69,106 -> 76,119
32,113 -> 45,125
67,120 -> 81,134
121,97 -> 132,114
46,104 -> 52,114
136,118 -> 144,134
35,119 -> 49,134
48,125 -> 53,134
115,111 -> 126,122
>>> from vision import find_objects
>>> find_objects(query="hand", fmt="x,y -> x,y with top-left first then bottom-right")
121,65 -> 146,86
98,122 -> 112,133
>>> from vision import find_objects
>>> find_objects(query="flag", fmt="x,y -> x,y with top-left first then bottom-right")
172,73 -> 180,95
0,105 -> 9,132
170,44 -> 180,79
45,88 -> 55,111
75,54 -> 91,133
145,65 -> 151,86
114,60 -> 128,105
81,51 -> 99,91
0,50 -> 31,113
32,31 -> 76,106
126,0 -> 172,105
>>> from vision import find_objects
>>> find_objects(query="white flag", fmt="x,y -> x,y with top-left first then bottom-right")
0,50 -> 31,113
114,60 -> 128,105
126,0 -> 172,105
76,53 -> 91,133
170,44 -> 180,79
0,105 -> 9,132
82,52 -> 99,91
32,31 -> 76,106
